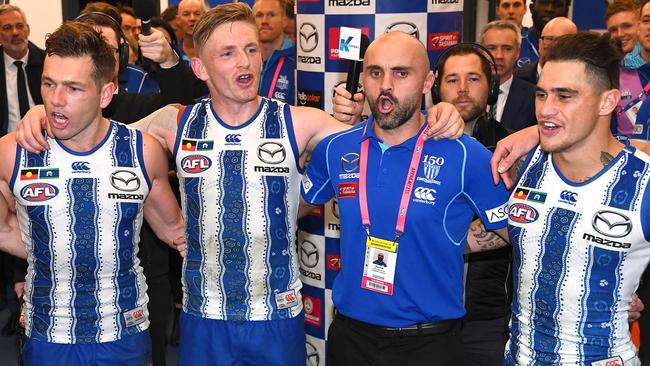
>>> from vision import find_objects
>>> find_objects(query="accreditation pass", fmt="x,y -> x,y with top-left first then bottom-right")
361,236 -> 398,295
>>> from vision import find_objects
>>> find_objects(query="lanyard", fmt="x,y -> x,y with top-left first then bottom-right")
358,123 -> 428,242
266,56 -> 286,99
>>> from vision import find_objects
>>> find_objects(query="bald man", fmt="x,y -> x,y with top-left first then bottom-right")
516,16 -> 576,84
177,0 -> 206,62
301,31 -> 510,365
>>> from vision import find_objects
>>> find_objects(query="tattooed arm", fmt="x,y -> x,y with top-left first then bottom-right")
465,220 -> 510,253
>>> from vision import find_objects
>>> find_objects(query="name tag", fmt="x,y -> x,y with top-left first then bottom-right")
275,289 -> 299,309
123,306 -> 146,328
361,236 -> 398,295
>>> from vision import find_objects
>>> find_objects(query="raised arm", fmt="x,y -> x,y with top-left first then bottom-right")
129,104 -> 182,153
331,85 -> 464,141
140,132 -> 185,255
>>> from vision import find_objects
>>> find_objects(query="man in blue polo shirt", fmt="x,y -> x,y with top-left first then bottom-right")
301,31 -> 510,365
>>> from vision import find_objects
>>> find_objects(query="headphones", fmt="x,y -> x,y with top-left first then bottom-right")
74,11 -> 129,73
431,42 -> 501,106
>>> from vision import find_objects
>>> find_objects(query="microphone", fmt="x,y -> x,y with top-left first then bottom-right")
133,0 -> 156,35
345,34 -> 370,95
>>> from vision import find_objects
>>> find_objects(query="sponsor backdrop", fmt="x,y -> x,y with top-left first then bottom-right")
296,1 -> 463,365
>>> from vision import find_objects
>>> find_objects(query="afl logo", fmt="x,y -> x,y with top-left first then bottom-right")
20,183 -> 59,202
509,203 -> 538,223
181,155 -> 212,174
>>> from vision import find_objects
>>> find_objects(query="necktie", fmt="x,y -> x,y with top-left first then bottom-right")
14,60 -> 29,118
488,89 -> 504,121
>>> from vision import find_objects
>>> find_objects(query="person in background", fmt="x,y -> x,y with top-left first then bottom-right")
482,20 -> 537,131
515,16 -> 577,84
517,0 -> 571,68
606,0 -> 644,69
253,0 -> 296,104
177,0 -> 206,63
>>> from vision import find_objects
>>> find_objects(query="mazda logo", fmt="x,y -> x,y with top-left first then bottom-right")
299,23 -> 319,53
341,152 -> 359,173
258,142 -> 286,164
385,21 -> 419,39
306,341 -> 320,366
300,240 -> 319,268
110,170 -> 140,192
592,210 -> 632,238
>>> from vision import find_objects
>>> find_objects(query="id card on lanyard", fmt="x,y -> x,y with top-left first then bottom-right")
623,81 -> 650,135
266,56 -> 286,99
358,123 -> 427,295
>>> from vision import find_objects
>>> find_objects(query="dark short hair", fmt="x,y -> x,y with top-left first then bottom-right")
119,5 -> 137,19
79,3 -> 123,40
436,44 -> 492,82
81,2 -> 122,24
605,0 -> 641,21
161,4 -> 178,22
45,21 -> 116,88
544,32 -> 621,90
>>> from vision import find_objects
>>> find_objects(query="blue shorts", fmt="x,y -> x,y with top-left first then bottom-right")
22,330 -> 151,366
179,311 -> 306,366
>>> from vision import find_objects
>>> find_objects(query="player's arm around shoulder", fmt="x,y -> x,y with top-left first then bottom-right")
130,104 -> 185,154
0,133 -> 26,258
140,132 -> 185,255
290,105 -> 357,157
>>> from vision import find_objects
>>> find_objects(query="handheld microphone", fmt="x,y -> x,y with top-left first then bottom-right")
133,0 -> 156,35
345,34 -> 370,95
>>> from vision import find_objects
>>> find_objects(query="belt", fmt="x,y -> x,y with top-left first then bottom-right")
336,313 -> 460,337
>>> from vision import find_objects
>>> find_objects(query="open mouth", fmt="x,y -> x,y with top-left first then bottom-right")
50,111 -> 69,130
378,95 -> 395,114
236,73 -> 254,87
539,121 -> 561,135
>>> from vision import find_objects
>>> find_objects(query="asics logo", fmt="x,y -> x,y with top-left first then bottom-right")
414,187 -> 436,202
71,161 -> 90,171
225,134 -> 241,143
560,190 -> 577,203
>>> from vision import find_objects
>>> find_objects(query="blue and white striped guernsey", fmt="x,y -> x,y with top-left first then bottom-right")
505,144 -> 650,365
174,97 -> 303,321
11,121 -> 151,344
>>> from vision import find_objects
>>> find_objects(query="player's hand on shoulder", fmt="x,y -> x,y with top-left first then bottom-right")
16,105 -> 51,153
424,102 -> 463,141
490,126 -> 539,188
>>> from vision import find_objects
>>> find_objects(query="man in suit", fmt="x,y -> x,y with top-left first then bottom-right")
0,4 -> 43,135
516,17 -> 577,85
482,20 -> 536,131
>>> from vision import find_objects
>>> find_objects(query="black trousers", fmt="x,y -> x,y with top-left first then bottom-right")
146,274 -> 171,366
461,317 -> 508,366
328,314 -> 463,366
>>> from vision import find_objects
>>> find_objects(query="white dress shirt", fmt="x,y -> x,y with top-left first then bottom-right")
494,75 -> 513,123
4,50 -> 35,132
